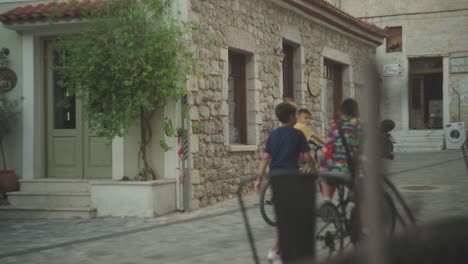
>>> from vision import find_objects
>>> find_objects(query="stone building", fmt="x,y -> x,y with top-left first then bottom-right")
0,0 -> 385,218
186,0 -> 386,209
327,0 -> 468,151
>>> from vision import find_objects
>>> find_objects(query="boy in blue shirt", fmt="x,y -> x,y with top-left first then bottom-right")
256,102 -> 316,261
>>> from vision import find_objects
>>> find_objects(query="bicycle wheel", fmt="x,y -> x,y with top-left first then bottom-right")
352,192 -> 396,244
259,180 -> 276,226
316,202 -> 345,257
382,191 -> 397,236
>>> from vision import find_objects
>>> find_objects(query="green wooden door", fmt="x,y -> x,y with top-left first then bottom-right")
83,117 -> 112,179
46,42 -> 112,179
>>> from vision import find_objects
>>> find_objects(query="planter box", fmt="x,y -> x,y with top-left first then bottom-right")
90,179 -> 176,217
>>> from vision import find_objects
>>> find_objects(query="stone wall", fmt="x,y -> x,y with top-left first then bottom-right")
187,0 -> 377,208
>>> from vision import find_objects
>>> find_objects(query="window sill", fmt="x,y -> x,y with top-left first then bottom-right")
228,144 -> 258,152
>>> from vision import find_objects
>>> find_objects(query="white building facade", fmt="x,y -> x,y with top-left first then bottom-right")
328,0 -> 468,151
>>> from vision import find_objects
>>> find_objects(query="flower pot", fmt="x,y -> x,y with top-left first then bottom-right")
0,170 -> 19,193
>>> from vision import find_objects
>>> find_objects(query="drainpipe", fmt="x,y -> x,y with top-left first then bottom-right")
181,97 -> 192,211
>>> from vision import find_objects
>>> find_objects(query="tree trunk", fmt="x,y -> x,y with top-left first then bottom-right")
139,107 -> 156,180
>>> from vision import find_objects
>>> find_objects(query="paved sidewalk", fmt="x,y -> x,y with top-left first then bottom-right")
0,150 -> 467,263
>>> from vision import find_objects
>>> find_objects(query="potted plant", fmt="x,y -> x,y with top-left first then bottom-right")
0,94 -> 21,194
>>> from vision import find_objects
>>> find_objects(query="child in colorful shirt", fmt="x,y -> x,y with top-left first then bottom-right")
320,98 -> 361,201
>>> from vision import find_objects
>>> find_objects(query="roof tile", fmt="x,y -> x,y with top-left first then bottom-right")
0,0 -> 385,39
0,0 -> 102,24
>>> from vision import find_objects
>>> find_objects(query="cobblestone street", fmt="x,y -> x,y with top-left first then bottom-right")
1,150 -> 467,264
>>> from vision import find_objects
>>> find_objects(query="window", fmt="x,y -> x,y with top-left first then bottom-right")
53,49 -> 76,129
323,60 -> 335,80
386,26 -> 402,53
282,41 -> 295,100
228,51 -> 247,144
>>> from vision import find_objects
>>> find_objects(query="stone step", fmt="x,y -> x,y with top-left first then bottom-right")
19,179 -> 90,194
7,192 -> 91,208
0,206 -> 97,219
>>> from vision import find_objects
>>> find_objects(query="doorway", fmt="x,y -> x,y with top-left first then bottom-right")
44,41 -> 112,179
409,58 -> 443,129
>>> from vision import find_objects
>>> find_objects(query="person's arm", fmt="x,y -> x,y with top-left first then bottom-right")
302,151 -> 316,172
383,137 -> 394,160
256,153 -> 271,193
298,130 -> 315,171
310,134 -> 326,145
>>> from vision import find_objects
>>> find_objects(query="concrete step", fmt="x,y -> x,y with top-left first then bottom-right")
7,192 -> 91,208
395,144 -> 443,152
403,130 -> 444,135
0,206 -> 97,219
395,138 -> 443,143
391,130 -> 444,153
395,140 -> 444,147
19,179 -> 90,193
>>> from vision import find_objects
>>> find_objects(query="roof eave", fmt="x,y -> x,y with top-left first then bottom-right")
278,0 -> 386,46
301,0 -> 388,38
2,19 -> 87,33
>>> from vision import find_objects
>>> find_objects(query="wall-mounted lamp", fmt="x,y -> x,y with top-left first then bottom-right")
0,47 -> 10,67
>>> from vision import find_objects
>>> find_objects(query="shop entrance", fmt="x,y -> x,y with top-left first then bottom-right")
409,58 -> 443,129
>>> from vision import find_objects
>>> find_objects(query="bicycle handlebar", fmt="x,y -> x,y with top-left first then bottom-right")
318,171 -> 353,187
239,171 -> 353,188
308,139 -> 323,151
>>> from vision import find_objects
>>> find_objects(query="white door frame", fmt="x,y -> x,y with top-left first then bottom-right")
404,56 -> 448,131
320,47 -> 353,136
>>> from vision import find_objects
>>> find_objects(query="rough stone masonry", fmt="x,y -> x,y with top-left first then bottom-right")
187,0 -> 377,208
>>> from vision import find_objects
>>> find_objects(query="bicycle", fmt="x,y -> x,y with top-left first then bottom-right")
315,169 -> 415,257
259,139 -> 323,227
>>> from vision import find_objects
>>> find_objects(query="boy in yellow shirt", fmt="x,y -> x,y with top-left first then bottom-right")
294,108 -> 325,146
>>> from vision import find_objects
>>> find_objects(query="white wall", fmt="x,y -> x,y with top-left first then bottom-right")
332,0 -> 468,18
370,10 -> 468,130
0,3 -> 25,175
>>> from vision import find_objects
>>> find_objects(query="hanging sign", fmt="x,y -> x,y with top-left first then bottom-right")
0,67 -> 17,93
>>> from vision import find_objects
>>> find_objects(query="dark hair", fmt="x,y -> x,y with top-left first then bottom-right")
275,102 -> 297,123
298,108 -> 312,116
380,119 -> 395,134
340,98 -> 359,117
